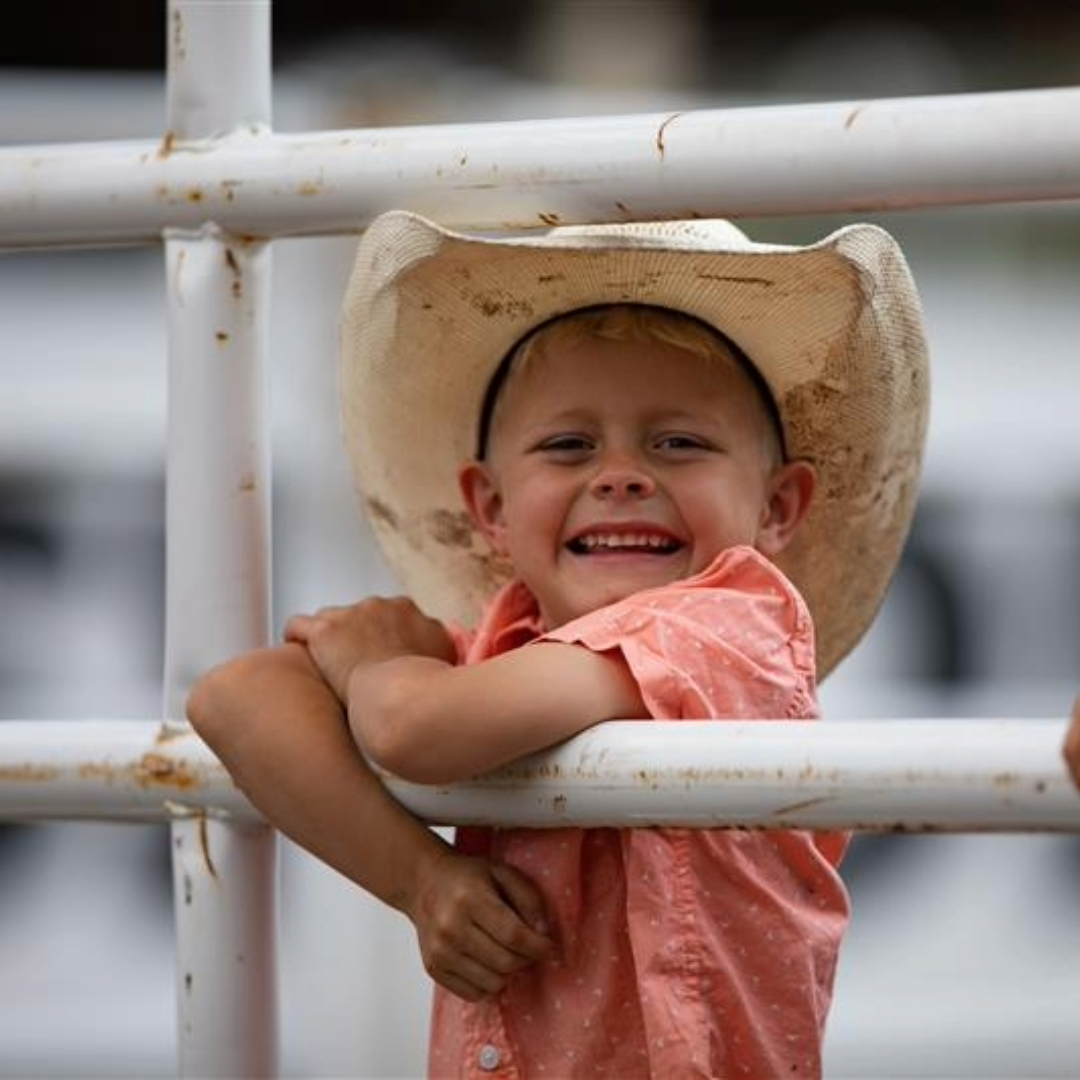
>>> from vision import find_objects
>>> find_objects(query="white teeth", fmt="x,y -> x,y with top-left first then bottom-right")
577,532 -> 675,551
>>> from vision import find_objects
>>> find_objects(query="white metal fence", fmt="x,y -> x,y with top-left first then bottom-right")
0,2 -> 1078,1076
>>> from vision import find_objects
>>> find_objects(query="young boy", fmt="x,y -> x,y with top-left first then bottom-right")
189,211 -> 929,1077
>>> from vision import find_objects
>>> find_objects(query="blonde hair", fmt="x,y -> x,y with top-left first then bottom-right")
478,303 -> 785,465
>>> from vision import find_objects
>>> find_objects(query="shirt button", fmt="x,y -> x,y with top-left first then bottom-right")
478,1044 -> 501,1071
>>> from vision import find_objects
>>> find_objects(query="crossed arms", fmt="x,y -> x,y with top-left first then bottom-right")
186,596 -> 645,1000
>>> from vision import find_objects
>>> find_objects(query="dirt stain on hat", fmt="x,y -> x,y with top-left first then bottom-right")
428,509 -> 476,549
472,291 -> 536,320
366,496 -> 400,530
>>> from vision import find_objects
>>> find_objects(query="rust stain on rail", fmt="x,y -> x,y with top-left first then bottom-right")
224,246 -> 243,299
135,752 -> 202,790
3,751 -> 207,792
171,8 -> 186,63
156,130 -> 178,160
844,104 -> 867,131
771,795 -> 839,817
656,112 -> 685,161
198,815 -> 219,880
154,722 -> 189,746
74,752 -> 203,791
0,763 -> 61,782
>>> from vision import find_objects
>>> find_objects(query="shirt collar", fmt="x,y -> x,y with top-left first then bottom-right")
463,578 -> 545,663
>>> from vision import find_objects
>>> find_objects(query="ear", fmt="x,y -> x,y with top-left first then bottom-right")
755,459 -> 816,558
458,460 -> 509,555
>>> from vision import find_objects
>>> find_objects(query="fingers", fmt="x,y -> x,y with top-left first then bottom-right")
423,919 -> 536,1002
283,605 -> 351,642
490,863 -> 551,944
432,966 -> 500,1004
474,887 -> 552,969
412,857 -> 553,1002
282,613 -> 314,644
283,598 -> 454,662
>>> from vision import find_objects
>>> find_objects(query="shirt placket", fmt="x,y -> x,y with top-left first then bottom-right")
465,998 -> 521,1079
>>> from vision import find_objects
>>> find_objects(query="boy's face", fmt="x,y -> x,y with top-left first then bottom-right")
459,333 -> 814,630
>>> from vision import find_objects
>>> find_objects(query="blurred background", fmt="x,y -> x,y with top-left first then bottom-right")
1,1 -> 1079,1076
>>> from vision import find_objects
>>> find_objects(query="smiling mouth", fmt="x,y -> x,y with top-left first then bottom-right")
567,531 -> 683,555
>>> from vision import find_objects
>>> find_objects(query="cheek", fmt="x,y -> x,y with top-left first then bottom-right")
504,477 -> 572,545
682,473 -> 764,535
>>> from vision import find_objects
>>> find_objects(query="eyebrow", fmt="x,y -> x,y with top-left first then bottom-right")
475,310 -> 788,461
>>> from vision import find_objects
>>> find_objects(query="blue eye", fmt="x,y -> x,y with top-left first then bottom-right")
538,434 -> 593,454
655,433 -> 709,452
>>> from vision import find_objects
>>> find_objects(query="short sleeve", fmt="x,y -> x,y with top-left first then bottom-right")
539,547 -> 818,721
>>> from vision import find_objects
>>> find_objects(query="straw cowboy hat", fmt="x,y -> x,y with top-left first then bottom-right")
340,210 -> 929,678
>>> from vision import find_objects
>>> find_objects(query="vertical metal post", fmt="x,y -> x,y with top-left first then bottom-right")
162,2 -> 277,1076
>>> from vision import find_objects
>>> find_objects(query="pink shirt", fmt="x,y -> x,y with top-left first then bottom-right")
430,546 -> 849,1079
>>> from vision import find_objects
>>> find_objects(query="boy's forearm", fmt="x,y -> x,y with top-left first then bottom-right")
186,644 -> 448,914
348,643 -> 647,784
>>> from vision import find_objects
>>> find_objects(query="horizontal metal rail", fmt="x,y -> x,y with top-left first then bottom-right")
1,718 -> 1077,832
0,721 -> 252,821
2,85 -> 1080,249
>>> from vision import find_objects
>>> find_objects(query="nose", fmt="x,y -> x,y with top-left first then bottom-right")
590,452 -> 656,500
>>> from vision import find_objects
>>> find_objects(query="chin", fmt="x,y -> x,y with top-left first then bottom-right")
550,583 -> 663,626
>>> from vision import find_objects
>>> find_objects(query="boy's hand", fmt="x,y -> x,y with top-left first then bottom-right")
1064,695 -> 1080,791
405,849 -> 553,1002
284,596 -> 456,701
